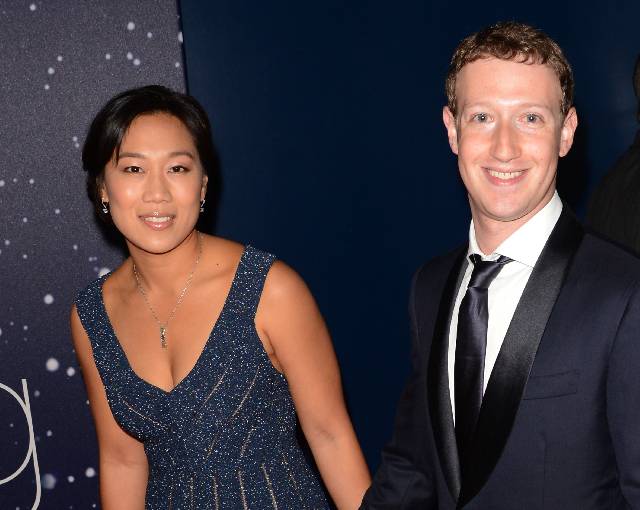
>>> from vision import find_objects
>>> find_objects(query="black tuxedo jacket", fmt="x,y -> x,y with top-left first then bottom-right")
362,209 -> 640,509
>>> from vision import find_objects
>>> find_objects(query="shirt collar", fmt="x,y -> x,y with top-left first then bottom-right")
468,191 -> 563,268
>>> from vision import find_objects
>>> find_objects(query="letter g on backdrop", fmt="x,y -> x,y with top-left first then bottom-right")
0,379 -> 41,509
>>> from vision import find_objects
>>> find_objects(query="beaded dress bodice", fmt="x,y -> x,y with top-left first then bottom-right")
75,246 -> 329,509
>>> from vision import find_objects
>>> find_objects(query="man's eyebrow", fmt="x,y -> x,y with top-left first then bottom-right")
460,101 -> 555,112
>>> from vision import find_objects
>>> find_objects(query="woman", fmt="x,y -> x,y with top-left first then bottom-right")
71,85 -> 370,509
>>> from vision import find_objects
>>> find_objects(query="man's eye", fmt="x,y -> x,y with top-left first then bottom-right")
472,113 -> 489,123
124,166 -> 142,173
525,113 -> 542,123
170,165 -> 188,173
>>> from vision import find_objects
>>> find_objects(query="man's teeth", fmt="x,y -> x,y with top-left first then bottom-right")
488,170 -> 523,180
144,216 -> 172,223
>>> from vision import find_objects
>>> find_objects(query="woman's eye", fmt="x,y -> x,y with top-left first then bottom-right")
170,165 -> 188,173
124,166 -> 143,173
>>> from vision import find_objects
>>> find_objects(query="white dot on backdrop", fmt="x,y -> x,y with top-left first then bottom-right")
0,180 -> 4,186
22,254 -> 28,259
29,178 -> 34,184
178,31 -> 183,43
22,217 -> 27,223
67,475 -> 75,483
54,208 -> 60,214
57,55 -> 63,62
46,358 -> 59,372
66,367 -> 76,377
29,3 -> 36,11
133,58 -> 140,66
44,294 -> 54,304
42,473 -> 56,489
126,52 -> 133,60
23,325 -> 28,331
0,328 -> 2,336
74,142 -> 79,148
44,84 -> 50,90
33,390 -> 40,397
72,135 -> 78,142
127,21 -> 135,31
47,67 -> 55,75
46,430 -> 52,437
73,244 -> 78,250
175,62 -> 181,68
105,53 -> 111,60
85,467 -> 96,478
5,240 -> 10,246
147,31 -> 152,38
12,178 -> 17,183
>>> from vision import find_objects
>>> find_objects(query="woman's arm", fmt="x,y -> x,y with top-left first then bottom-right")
70,305 -> 148,510
256,262 -> 371,510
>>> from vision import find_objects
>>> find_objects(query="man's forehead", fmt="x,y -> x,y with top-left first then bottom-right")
455,58 -> 563,109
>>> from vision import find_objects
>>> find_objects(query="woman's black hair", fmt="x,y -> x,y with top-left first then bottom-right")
82,85 -> 219,220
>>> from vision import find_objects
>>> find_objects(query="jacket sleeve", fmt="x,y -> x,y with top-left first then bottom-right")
360,268 -> 438,509
607,284 -> 640,508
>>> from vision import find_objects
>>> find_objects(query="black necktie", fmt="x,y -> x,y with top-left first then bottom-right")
455,254 -> 511,466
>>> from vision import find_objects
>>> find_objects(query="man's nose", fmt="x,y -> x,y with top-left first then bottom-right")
490,122 -> 520,162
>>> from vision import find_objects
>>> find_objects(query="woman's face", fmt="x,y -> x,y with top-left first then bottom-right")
101,113 -> 208,255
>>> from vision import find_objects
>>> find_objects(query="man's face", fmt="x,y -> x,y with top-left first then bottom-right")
443,57 -> 577,228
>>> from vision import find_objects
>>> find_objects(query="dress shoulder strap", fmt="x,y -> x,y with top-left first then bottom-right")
74,275 -> 123,388
224,245 -> 276,320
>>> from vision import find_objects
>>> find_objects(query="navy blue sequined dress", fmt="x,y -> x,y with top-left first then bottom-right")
75,246 -> 330,509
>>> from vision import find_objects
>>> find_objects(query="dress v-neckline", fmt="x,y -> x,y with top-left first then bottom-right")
97,246 -> 249,396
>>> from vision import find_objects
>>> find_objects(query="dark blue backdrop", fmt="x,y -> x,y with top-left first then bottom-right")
180,1 -> 640,470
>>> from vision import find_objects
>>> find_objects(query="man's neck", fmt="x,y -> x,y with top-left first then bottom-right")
473,217 -> 525,255
472,195 -> 556,255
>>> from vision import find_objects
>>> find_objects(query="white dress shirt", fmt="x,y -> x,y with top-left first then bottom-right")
448,192 -> 563,421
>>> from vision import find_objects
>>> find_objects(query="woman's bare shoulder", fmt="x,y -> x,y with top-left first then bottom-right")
200,234 -> 247,275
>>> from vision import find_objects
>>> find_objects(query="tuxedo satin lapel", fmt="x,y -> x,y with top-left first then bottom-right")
428,249 -> 467,502
456,210 -> 584,508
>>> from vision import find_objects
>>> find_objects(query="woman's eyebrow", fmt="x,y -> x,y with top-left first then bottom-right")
117,150 -> 195,159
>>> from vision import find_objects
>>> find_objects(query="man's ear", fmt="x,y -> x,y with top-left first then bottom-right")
442,106 -> 459,155
559,107 -> 578,157
200,174 -> 209,202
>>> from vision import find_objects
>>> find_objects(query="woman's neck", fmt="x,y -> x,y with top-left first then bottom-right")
126,230 -> 202,294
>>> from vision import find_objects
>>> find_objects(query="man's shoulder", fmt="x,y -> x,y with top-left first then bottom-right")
412,244 -> 466,291
575,231 -> 640,284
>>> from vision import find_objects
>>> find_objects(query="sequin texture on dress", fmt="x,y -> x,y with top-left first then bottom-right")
75,246 -> 330,509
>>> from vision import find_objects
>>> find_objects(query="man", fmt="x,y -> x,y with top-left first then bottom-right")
588,56 -> 640,253
361,22 -> 640,509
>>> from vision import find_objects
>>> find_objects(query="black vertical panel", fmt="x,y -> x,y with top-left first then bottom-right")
180,0 -> 640,474
0,1 -> 184,508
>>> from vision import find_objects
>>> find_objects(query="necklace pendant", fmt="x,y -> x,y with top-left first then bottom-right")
160,326 -> 167,349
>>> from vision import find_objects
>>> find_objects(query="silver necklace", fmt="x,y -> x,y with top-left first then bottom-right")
132,233 -> 203,348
